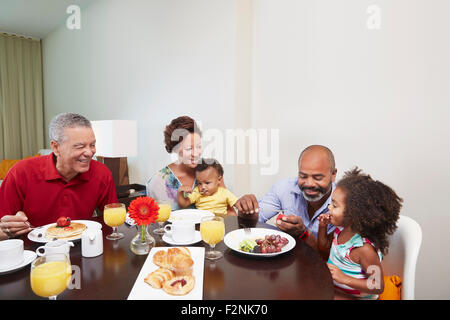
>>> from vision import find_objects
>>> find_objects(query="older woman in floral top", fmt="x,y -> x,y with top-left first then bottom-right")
146,116 -> 232,213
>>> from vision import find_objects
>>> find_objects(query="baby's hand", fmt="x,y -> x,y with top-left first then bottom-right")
318,213 -> 331,227
178,185 -> 192,198
178,185 -> 191,193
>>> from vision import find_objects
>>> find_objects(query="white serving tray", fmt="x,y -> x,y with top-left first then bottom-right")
127,246 -> 205,300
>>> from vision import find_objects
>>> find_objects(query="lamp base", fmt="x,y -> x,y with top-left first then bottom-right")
97,156 -> 129,186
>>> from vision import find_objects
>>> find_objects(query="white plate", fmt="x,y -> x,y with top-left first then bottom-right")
224,228 -> 296,257
168,209 -> 215,224
27,220 -> 102,243
0,250 -> 37,275
162,231 -> 202,245
127,246 -> 205,300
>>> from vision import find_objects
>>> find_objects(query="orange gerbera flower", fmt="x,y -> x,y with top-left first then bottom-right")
128,197 -> 159,226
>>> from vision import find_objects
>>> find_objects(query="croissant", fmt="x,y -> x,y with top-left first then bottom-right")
169,254 -> 194,276
153,250 -> 171,269
144,268 -> 175,289
153,247 -> 192,269
168,247 -> 191,257
162,275 -> 195,295
148,247 -> 195,294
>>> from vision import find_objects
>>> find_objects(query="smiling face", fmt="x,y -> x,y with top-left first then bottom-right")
328,187 -> 347,226
51,126 -> 96,181
297,148 -> 336,203
196,167 -> 222,196
177,133 -> 202,168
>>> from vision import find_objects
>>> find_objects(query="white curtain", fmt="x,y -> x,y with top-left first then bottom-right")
0,33 -> 44,159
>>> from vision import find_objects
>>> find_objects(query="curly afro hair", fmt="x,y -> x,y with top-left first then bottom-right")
337,167 -> 402,255
164,116 -> 201,153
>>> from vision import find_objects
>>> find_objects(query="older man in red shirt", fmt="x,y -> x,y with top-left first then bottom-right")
0,113 -> 117,240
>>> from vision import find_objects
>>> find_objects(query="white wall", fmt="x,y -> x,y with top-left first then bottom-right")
251,0 -> 450,299
42,0 -> 237,189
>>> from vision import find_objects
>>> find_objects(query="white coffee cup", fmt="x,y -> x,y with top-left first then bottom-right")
36,240 -> 74,257
164,221 -> 195,243
81,228 -> 103,258
0,239 -> 24,270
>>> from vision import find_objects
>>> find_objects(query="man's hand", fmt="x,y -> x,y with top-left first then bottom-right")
0,211 -> 31,239
276,214 -> 306,237
234,194 -> 259,215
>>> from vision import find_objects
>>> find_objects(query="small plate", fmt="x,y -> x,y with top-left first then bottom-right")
162,231 -> 202,245
27,220 -> 102,243
224,228 -> 296,257
168,209 -> 215,224
0,250 -> 37,275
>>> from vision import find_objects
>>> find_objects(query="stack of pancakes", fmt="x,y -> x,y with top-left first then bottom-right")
45,222 -> 87,240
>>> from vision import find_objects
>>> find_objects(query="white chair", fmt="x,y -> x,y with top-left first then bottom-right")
381,215 -> 422,300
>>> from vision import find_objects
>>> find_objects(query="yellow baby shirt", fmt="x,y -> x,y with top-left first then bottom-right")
188,187 -> 238,216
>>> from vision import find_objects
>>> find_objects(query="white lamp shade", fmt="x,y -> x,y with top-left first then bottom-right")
91,120 -> 137,157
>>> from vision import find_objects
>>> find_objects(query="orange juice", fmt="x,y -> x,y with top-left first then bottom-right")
104,207 -> 126,227
30,261 -> 71,298
156,204 -> 171,222
200,220 -> 225,245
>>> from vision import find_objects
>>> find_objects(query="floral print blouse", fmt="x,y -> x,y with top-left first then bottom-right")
146,166 -> 196,211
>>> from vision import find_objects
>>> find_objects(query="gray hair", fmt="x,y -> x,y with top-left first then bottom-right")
49,113 -> 92,143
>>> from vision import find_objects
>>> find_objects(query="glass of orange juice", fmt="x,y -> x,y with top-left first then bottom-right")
30,253 -> 71,300
104,203 -> 126,240
154,201 -> 171,235
200,216 -> 225,260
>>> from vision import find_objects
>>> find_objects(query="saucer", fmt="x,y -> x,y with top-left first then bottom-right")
162,231 -> 202,245
0,250 -> 37,275
168,209 -> 214,224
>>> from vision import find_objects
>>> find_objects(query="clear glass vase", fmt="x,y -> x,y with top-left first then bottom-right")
130,225 -> 155,255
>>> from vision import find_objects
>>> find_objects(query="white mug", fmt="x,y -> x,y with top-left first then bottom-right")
81,228 -> 103,258
36,240 -> 74,257
0,239 -> 24,270
164,221 -> 195,243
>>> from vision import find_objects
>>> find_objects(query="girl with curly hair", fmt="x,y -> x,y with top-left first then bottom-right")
317,168 -> 402,299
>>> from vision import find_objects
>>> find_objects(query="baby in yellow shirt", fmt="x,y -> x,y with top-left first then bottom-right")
177,159 -> 237,217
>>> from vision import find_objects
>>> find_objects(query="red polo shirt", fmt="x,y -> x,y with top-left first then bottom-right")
0,154 -> 118,226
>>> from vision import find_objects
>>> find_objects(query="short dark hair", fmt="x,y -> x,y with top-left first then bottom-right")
337,167 -> 402,255
195,158 -> 224,177
164,116 -> 201,153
